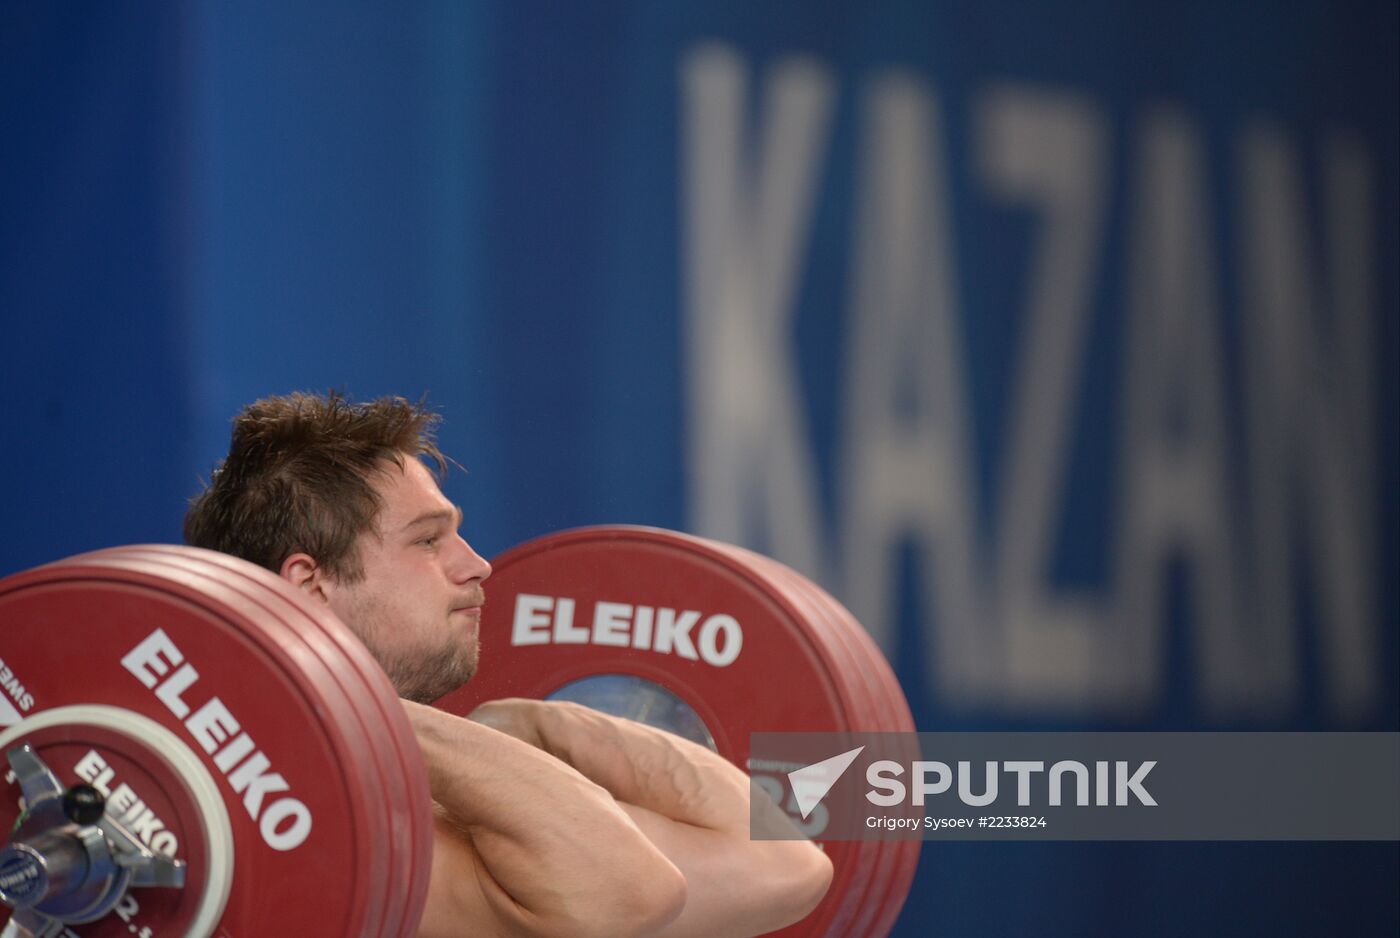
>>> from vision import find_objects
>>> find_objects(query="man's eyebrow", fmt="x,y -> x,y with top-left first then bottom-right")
400,505 -> 463,532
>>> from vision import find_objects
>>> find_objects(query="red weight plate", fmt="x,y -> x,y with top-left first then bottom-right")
433,525 -> 863,938
0,714 -> 229,936
707,540 -> 920,938
808,582 -> 921,938
39,553 -> 384,935
763,568 -> 898,938
682,537 -> 922,938
435,525 -> 854,751
720,557 -> 923,938
142,545 -> 433,935
0,555 -> 378,935
701,541 -> 886,937
85,548 -> 399,938
879,842 -> 922,938
108,546 -> 433,938
711,543 -> 907,938
703,543 -> 876,727
824,591 -> 915,735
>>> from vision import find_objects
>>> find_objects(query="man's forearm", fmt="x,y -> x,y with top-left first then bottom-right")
477,698 -> 750,832
403,700 -> 685,937
472,699 -> 833,938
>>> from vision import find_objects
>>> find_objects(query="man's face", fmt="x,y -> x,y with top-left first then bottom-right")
324,457 -> 491,703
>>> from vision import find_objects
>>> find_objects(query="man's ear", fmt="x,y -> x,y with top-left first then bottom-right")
280,552 -> 331,605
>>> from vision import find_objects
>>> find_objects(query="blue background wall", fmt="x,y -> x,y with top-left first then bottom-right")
2,2 -> 1396,934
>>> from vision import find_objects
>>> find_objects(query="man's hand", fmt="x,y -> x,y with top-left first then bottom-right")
467,698 -> 543,748
468,698 -> 834,938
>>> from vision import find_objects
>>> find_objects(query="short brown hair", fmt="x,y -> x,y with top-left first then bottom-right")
184,391 -> 447,581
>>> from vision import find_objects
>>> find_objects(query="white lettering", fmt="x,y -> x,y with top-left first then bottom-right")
1004,760 -> 1045,806
696,614 -> 743,667
511,594 -> 554,646
226,752 -> 288,818
186,698 -> 240,755
1239,123 -> 1378,719
1118,108 -> 1248,713
212,732 -> 256,773
124,805 -> 163,844
154,663 -> 199,720
259,797 -> 314,852
509,596 -> 744,665
1049,760 -> 1089,806
552,598 -> 586,644
911,760 -> 951,806
122,630 -> 311,851
682,43 -> 833,578
74,750 -> 108,789
1116,760 -> 1156,805
631,606 -> 655,649
957,761 -> 999,807
592,602 -> 633,648
71,750 -> 178,856
840,73 -> 987,704
108,783 -> 138,818
654,609 -> 700,660
865,760 -> 905,806
120,629 -> 183,690
979,84 -> 1112,708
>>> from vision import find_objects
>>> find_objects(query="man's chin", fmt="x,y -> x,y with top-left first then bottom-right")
395,651 -> 477,705
451,661 -> 478,691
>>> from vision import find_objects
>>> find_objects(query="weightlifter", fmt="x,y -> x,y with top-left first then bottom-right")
183,392 -> 833,938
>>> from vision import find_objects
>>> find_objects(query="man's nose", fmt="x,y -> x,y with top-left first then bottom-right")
449,534 -> 492,584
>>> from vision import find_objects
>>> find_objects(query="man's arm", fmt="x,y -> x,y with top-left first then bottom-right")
471,698 -> 834,938
403,700 -> 687,938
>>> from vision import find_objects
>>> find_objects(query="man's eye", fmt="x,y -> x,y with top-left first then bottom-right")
418,536 -> 438,547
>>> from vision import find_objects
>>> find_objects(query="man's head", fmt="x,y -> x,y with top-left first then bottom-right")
184,391 -> 491,702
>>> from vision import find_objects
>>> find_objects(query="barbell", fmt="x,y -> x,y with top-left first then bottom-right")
0,527 -> 919,937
